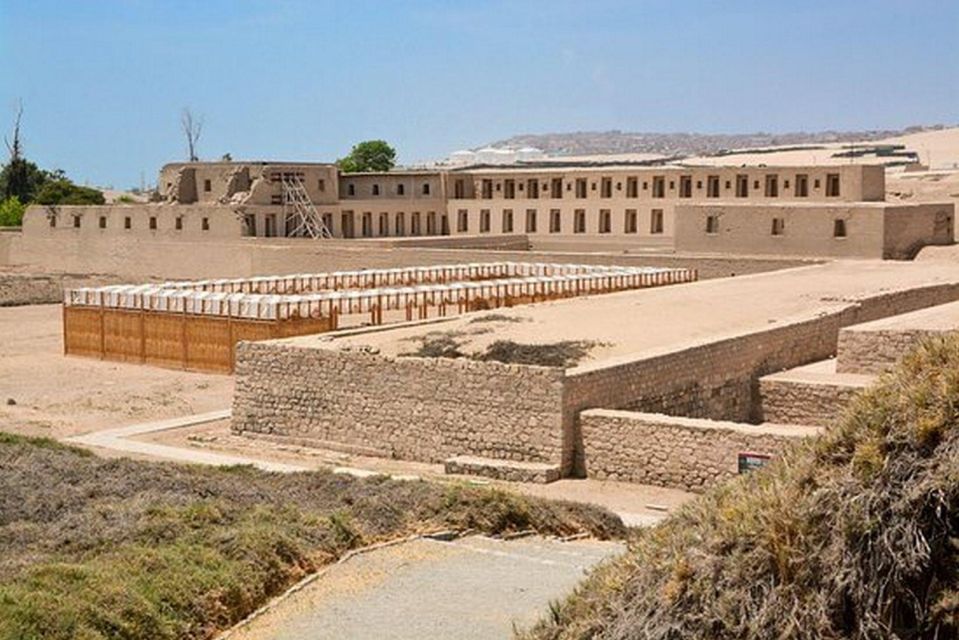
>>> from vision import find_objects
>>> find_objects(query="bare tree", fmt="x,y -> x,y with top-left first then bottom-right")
180,108 -> 203,162
4,99 -> 23,163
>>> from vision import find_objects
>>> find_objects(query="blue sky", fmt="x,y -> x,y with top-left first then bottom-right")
1,0 -> 957,188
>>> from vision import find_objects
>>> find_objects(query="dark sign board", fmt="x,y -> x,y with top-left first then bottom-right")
738,452 -> 771,474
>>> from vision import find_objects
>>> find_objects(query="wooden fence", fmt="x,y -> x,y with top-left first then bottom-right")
63,306 -> 332,374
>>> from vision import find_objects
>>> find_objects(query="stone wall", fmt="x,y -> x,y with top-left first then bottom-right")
563,281 -> 959,473
580,409 -> 819,492
232,341 -> 570,469
758,377 -> 866,427
836,327 -> 950,375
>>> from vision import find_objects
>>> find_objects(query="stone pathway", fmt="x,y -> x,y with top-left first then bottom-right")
226,535 -> 624,640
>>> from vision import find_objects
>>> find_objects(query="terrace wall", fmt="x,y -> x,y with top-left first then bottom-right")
232,343 -> 570,468
580,409 -> 818,492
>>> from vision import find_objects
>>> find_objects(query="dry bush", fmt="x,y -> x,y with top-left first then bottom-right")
401,332 -> 466,358
477,340 -> 598,368
521,334 -> 959,640
0,435 -> 623,640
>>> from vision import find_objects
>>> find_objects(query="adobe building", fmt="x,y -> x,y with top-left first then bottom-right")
7,159 -> 954,265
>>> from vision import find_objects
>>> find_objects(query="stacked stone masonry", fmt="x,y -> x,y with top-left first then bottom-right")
758,377 -> 867,427
837,327 -> 955,375
580,409 -> 819,492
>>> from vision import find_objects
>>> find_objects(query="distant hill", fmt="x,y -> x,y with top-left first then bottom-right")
485,125 -> 951,158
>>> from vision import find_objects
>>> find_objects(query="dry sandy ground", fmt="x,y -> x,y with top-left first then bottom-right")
682,126 -> 959,169
0,304 -> 233,438
288,260 -> 959,368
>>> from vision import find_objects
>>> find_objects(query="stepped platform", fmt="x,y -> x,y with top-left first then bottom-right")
759,359 -> 874,427
837,300 -> 959,375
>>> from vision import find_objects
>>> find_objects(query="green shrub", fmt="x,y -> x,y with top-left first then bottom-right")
0,196 -> 25,226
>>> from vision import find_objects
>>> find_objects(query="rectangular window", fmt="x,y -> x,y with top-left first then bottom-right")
550,209 -> 561,233
379,212 -> 389,236
679,176 -> 692,198
318,179 -> 325,192
826,173 -> 841,197
411,212 -> 421,235
73,215 -> 81,228
735,174 -> 749,198
175,216 -> 183,230
601,177 -> 613,198
422,183 -> 431,195
550,178 -> 563,198
395,212 -> 405,236
575,179 -> 587,199
502,209 -> 513,233
765,175 -> 779,197
480,209 -> 491,233
625,209 -> 637,233
124,216 -> 131,230
481,179 -> 493,199
397,183 -> 405,196
771,218 -> 785,236
574,209 -> 586,233
341,212 -> 354,238
650,209 -> 664,234
525,209 -> 537,233
652,176 -> 665,198
795,174 -> 809,197
99,216 -> 106,229
527,179 -> 539,198
503,180 -> 515,199
453,179 -> 464,199
457,209 -> 468,232
204,179 -> 211,192
149,216 -> 157,230
834,219 -> 847,238
706,215 -> 719,234
202,217 -> 210,231
361,212 -> 372,237
707,175 -> 720,198
265,214 -> 277,237
372,184 -> 380,196
347,184 -> 355,196
599,209 -> 611,233
626,177 -> 638,198
426,212 -> 437,235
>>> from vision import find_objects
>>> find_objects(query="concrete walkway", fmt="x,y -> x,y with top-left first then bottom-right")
227,535 -> 624,640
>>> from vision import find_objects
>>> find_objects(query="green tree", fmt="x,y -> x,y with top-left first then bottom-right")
0,158 -> 48,202
0,196 -> 25,226
336,140 -> 397,173
34,180 -> 105,206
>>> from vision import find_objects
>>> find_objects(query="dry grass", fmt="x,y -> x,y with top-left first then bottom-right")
521,334 -> 959,640
402,331 -> 599,368
0,435 -> 623,640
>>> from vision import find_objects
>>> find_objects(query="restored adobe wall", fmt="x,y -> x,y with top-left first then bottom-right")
882,204 -> 954,260
580,409 -> 818,492
0,225 -> 809,281
232,342 -> 570,469
757,378 -> 865,427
